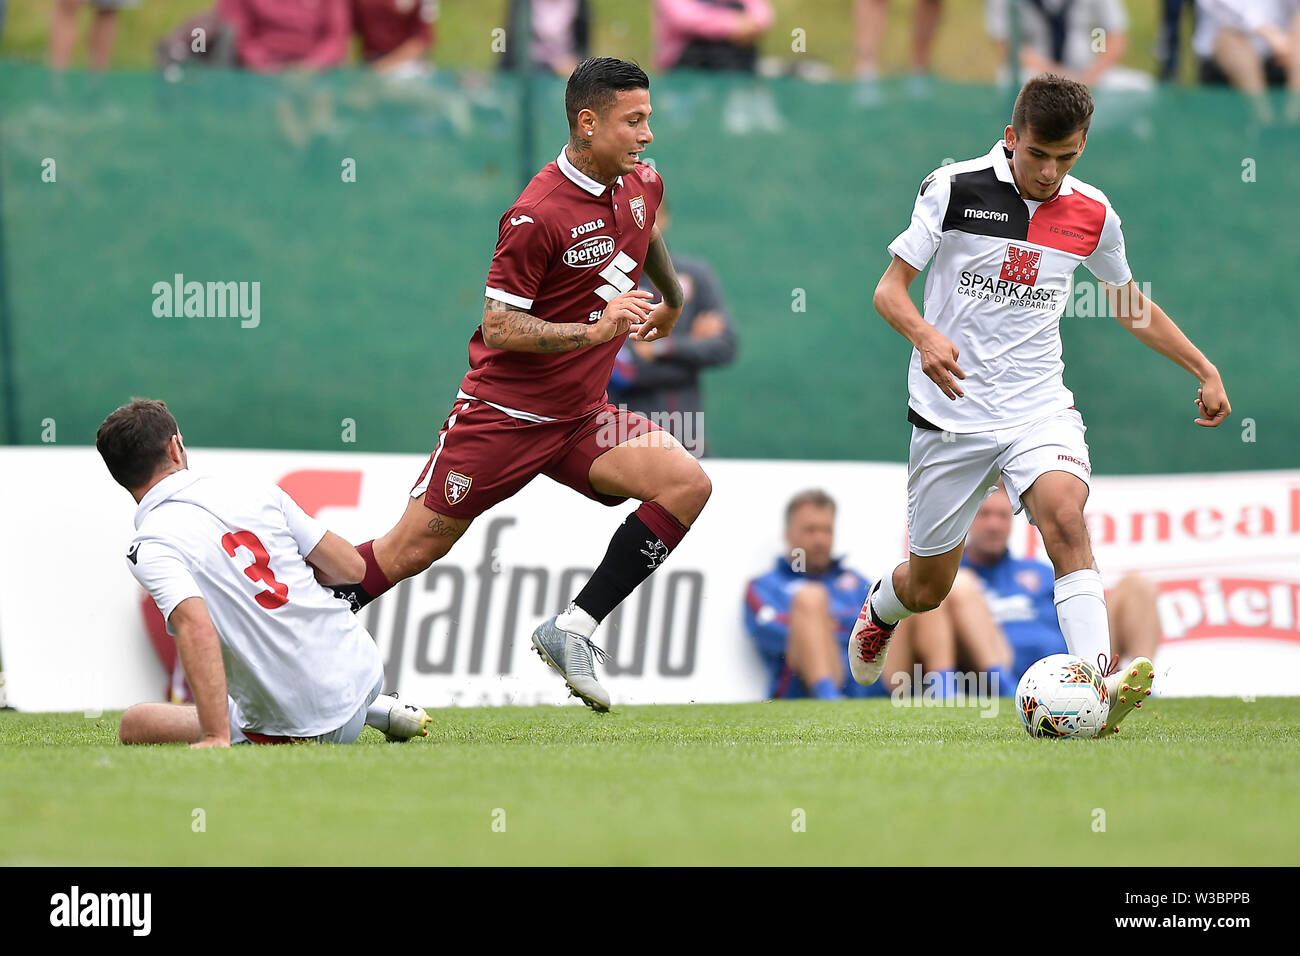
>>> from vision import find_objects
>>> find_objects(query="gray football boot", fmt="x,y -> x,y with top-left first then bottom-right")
530,615 -> 612,712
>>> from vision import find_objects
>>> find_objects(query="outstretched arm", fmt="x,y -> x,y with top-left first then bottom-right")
1104,279 -> 1231,427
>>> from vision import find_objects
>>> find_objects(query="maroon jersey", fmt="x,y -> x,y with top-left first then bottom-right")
464,149 -> 666,420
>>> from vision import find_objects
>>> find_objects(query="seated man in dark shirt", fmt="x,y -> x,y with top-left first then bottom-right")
609,201 -> 737,457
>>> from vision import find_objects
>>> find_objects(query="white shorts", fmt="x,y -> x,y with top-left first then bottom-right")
228,677 -> 383,745
906,408 -> 1092,557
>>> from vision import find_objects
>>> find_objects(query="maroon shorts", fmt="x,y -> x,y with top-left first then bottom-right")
409,397 -> 661,519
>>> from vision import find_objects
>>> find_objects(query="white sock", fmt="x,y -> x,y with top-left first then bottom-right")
1053,569 -> 1112,663
365,694 -> 398,733
869,564 -> 913,626
556,601 -> 598,639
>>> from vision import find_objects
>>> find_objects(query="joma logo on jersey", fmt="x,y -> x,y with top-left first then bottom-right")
563,235 -> 616,269
570,218 -> 605,238
999,243 -> 1041,285
445,472 -> 472,505
964,208 -> 1009,222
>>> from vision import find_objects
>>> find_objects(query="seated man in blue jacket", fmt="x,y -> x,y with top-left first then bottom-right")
744,489 -> 880,700
746,488 -> 1018,700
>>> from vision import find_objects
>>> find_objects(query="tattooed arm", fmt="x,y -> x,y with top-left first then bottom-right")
634,225 -> 685,342
481,298 -> 590,353
481,293 -> 653,353
643,225 -> 684,309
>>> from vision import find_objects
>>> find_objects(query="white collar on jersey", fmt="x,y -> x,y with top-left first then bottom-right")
134,469 -> 203,528
990,139 -> 1074,197
557,147 -> 623,196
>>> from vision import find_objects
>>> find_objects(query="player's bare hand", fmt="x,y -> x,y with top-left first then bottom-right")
917,331 -> 966,400
592,290 -> 653,344
1194,376 -> 1230,427
191,734 -> 231,749
632,300 -> 682,343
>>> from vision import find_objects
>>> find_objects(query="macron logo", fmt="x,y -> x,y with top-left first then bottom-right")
964,208 -> 1009,222
509,215 -> 534,226
50,886 -> 151,937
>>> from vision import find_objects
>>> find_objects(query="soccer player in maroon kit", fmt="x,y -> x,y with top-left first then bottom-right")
337,58 -> 709,712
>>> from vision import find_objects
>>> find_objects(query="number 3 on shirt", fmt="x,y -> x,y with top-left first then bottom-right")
221,530 -> 289,610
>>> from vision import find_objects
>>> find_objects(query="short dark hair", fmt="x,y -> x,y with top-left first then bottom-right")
96,398 -> 180,490
1012,74 -> 1094,142
785,489 -> 836,525
565,57 -> 649,132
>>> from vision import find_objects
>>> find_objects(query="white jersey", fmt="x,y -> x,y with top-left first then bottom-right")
127,470 -> 383,737
888,139 -> 1132,433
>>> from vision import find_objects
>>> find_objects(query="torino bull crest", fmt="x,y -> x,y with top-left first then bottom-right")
445,471 -> 472,505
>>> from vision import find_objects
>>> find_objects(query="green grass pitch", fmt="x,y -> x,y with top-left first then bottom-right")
2,698 -> 1297,866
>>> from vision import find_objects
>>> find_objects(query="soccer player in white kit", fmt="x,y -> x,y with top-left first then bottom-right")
96,399 -> 432,747
850,76 -> 1232,735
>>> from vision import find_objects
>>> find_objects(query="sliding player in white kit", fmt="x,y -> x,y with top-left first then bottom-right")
850,75 -> 1232,736
97,399 -> 432,747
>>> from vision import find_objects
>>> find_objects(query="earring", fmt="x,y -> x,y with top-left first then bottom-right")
587,130 -> 593,136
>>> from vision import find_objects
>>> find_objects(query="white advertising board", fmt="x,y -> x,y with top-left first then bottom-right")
1,447 -> 1296,711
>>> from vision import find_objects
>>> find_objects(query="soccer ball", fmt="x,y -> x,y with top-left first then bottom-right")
1016,654 -> 1109,739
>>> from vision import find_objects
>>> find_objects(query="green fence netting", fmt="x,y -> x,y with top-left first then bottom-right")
1,62 -> 1296,473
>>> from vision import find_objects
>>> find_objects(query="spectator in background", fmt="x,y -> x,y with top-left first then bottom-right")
880,568 -> 1016,696
352,0 -> 438,75
854,0 -> 944,102
50,0 -> 137,71
1194,0 -> 1299,122
744,490 -> 882,701
217,0 -> 350,72
156,6 -> 238,71
1157,0 -> 1193,82
609,200 -> 737,458
654,0 -> 774,72
501,0 -> 590,75
986,0 -> 1154,91
655,1 -> 781,133
746,490 -> 1010,701
962,483 -> 1162,686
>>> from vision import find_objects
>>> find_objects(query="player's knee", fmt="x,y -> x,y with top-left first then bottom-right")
660,461 -> 711,523
1039,504 -> 1088,550
118,706 -> 145,745
683,463 -> 712,511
